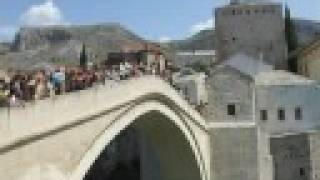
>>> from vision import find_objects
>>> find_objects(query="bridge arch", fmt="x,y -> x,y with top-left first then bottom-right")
70,101 -> 209,180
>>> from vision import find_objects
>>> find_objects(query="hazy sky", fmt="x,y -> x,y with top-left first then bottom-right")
0,0 -> 319,42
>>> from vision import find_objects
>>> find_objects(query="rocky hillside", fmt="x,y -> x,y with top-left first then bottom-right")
12,23 -> 145,51
0,23 -> 148,69
167,29 -> 215,51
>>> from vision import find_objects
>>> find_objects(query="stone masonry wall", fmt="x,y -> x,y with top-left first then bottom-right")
209,126 -> 258,180
215,4 -> 287,69
270,134 -> 310,180
204,66 -> 254,122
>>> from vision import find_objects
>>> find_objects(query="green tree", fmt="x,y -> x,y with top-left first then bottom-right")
285,4 -> 298,72
80,44 -> 88,69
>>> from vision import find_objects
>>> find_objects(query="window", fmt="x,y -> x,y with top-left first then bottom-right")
232,37 -> 236,42
295,107 -> 302,120
227,104 -> 236,116
232,10 -> 236,15
269,44 -> 273,51
300,167 -> 305,176
260,110 -> 268,121
278,108 -> 285,121
246,10 -> 250,15
262,9 -> 266,14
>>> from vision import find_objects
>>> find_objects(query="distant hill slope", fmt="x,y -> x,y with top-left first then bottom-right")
0,42 -> 11,55
12,23 -> 144,51
167,29 -> 215,51
0,23 -> 148,69
293,19 -> 320,46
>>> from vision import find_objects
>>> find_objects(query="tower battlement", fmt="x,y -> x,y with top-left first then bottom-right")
230,0 -> 271,5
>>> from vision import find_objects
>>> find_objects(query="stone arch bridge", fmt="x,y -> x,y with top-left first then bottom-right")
0,77 -> 211,180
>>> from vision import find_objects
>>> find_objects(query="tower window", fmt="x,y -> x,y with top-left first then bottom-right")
246,10 -> 250,15
300,167 -> 305,176
227,104 -> 236,116
269,44 -> 273,51
262,9 -> 266,13
260,110 -> 268,121
278,108 -> 285,121
295,107 -> 302,120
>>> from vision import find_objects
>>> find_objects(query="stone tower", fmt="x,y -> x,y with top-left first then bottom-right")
230,0 -> 241,5
230,0 -> 271,5
215,2 -> 287,69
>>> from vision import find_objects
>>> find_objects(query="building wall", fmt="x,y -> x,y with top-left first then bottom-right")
309,132 -> 320,180
142,52 -> 166,74
270,134 -> 311,180
223,53 -> 273,76
174,73 -> 207,106
215,4 -> 287,69
256,85 -> 320,134
204,66 -> 254,122
209,127 -> 258,180
174,51 -> 216,69
298,45 -> 320,82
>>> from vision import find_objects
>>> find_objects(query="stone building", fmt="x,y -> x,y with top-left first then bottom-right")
269,134 -> 310,180
215,1 -> 287,69
255,71 -> 320,180
206,64 -> 320,180
205,65 -> 254,122
207,1 -> 320,179
255,71 -> 320,134
297,39 -> 320,82
106,50 -> 166,75
204,53 -> 272,122
172,71 -> 207,106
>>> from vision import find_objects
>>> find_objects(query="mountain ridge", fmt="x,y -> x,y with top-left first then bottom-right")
0,23 -> 149,69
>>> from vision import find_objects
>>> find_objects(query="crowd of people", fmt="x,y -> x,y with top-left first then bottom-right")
0,66 -> 111,107
0,63 -> 172,108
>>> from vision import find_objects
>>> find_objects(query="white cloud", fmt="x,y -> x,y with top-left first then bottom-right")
189,18 -> 214,35
20,0 -> 68,26
159,36 -> 171,43
0,26 -> 17,42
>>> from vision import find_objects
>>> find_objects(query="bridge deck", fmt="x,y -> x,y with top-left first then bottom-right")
0,76 -> 206,150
